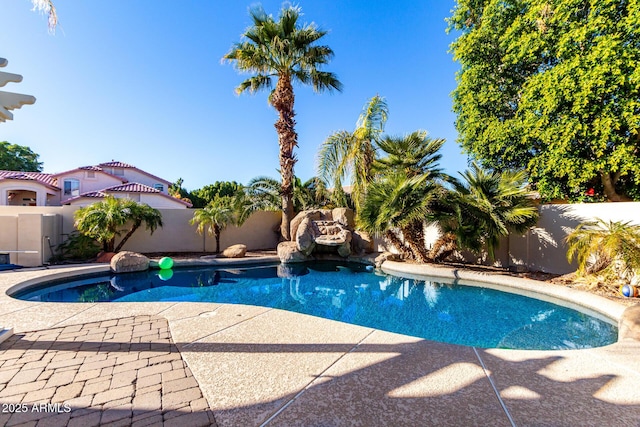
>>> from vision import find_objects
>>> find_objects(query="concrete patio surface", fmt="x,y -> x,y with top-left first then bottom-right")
0,261 -> 639,426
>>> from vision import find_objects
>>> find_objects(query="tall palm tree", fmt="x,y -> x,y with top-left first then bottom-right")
317,95 -> 388,209
224,4 -> 342,240
74,197 -> 163,253
430,163 -> 539,262
190,196 -> 238,253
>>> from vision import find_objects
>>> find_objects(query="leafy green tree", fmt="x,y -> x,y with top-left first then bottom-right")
0,142 -> 43,171
430,163 -> 539,262
449,0 -> 640,201
168,178 -> 193,205
317,95 -> 388,209
189,181 -> 243,208
224,4 -> 342,240
565,219 -> 640,286
190,196 -> 239,253
74,197 -> 163,252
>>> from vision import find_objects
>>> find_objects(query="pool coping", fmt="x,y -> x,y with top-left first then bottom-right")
1,258 -> 640,426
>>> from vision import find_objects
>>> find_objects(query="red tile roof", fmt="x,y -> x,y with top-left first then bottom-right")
64,182 -> 192,207
104,183 -> 161,193
98,161 -> 135,168
0,170 -> 59,189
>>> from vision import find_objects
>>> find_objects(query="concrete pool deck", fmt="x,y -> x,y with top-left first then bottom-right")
0,260 -> 639,426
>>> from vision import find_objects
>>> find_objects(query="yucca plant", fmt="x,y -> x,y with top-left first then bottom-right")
565,219 -> 640,287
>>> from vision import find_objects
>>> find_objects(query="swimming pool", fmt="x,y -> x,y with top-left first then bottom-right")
13,261 -> 617,350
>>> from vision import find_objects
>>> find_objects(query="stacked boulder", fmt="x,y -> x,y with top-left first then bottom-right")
278,208 -> 374,263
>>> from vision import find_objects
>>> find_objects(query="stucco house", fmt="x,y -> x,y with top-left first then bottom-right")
0,161 -> 191,208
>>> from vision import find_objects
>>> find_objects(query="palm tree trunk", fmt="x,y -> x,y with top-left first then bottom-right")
214,225 -> 221,253
383,230 -> 413,260
114,222 -> 141,253
429,233 -> 458,263
401,221 -> 429,263
272,75 -> 298,240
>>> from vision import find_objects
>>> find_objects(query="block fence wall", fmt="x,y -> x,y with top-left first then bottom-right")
1,202 -> 638,273
0,206 -> 281,267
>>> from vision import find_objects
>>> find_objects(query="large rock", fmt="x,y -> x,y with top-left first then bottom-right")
374,251 -> 400,268
289,209 -> 332,241
277,241 -> 309,263
313,221 -> 351,246
337,240 -> 352,257
352,230 -> 375,254
221,244 -> 247,258
296,218 -> 317,256
110,251 -> 149,273
332,207 -> 355,229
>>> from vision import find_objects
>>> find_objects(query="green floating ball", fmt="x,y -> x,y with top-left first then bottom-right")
158,269 -> 173,281
158,257 -> 174,270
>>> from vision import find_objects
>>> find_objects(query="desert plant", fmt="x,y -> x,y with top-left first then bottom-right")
430,163 -> 539,262
56,231 -> 101,261
565,219 -> 640,286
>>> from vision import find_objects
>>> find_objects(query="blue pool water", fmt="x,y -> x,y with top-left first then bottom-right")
14,261 -> 617,350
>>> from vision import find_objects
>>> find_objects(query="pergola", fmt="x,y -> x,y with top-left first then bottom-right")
0,58 -> 36,123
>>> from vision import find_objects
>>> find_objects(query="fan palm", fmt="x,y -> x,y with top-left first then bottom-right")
240,175 -> 333,223
431,163 -> 539,262
74,197 -> 163,253
373,131 -> 446,179
565,218 -> 640,282
317,95 -> 388,209
224,4 -> 342,240
190,196 -> 238,253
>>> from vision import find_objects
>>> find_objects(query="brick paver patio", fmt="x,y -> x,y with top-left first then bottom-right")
0,315 -> 217,427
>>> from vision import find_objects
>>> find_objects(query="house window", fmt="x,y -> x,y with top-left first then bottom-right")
113,168 -> 125,176
154,184 -> 164,192
63,179 -> 80,197
86,171 -> 96,178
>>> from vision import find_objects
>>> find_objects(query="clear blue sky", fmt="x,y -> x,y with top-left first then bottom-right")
1,0 -> 467,191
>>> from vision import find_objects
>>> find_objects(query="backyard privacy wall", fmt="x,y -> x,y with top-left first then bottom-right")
0,203 -> 638,272
420,202 -> 640,275
0,206 -> 281,267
